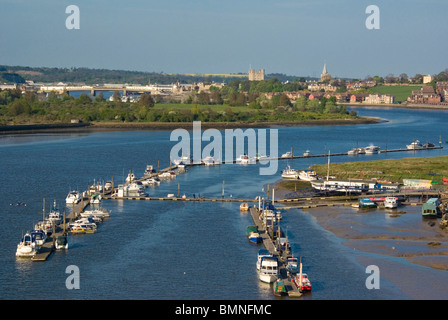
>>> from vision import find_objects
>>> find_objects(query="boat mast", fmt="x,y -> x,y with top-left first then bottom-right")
326,151 -> 331,181
299,257 -> 303,291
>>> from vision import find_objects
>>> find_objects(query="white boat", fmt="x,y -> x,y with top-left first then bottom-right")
70,218 -> 97,233
173,155 -> 191,165
158,171 -> 176,179
407,140 -> 423,150
347,148 -> 359,156
303,150 -> 311,157
80,208 -> 110,219
104,181 -> 113,191
65,191 -> 81,204
240,154 -> 251,165
357,147 -> 366,154
16,232 -> 36,257
365,145 -> 380,154
202,156 -> 216,166
141,178 -> 160,186
258,256 -> 279,283
240,202 -> 249,212
298,170 -> 318,181
48,200 -> 61,225
55,235 -> 68,250
281,151 -> 292,158
90,193 -> 102,204
281,166 -> 299,179
256,249 -> 271,271
127,181 -> 146,195
384,196 -> 398,209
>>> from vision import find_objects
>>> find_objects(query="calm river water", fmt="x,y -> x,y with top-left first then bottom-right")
1,107 -> 448,300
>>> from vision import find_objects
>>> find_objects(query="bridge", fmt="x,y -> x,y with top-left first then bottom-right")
39,84 -> 171,96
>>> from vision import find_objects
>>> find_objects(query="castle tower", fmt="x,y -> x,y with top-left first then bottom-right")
248,68 -> 265,81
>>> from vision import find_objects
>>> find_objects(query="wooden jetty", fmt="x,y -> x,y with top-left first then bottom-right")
248,206 -> 302,297
32,196 -> 90,262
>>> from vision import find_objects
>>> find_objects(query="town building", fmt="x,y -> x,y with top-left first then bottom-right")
423,75 -> 433,84
320,63 -> 331,82
364,93 -> 395,104
408,86 -> 441,104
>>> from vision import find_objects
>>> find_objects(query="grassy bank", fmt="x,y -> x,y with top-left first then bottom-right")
310,156 -> 448,184
370,85 -> 422,102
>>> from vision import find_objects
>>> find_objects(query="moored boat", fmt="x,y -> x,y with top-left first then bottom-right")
281,151 -> 292,158
347,148 -> 359,156
358,198 -> 377,208
240,202 -> 249,212
365,145 -> 380,154
293,273 -> 312,292
298,169 -> 318,181
281,166 -> 299,179
48,200 -> 61,225
286,256 -> 298,274
55,235 -> 68,250
258,256 -> 279,283
384,196 -> 398,209
273,280 -> 288,296
65,191 -> 81,204
406,140 -> 423,150
246,225 -> 262,244
303,150 -> 311,157
202,156 -> 217,166
16,232 -> 36,257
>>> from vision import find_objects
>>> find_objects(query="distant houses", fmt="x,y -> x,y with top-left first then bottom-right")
407,86 -> 443,105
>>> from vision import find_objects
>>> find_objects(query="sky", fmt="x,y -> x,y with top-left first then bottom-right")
0,0 -> 447,79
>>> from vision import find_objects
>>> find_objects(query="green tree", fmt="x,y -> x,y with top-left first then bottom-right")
139,94 -> 155,108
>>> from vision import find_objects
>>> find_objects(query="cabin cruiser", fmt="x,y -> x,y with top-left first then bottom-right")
202,156 -> 217,166
16,232 -> 36,257
281,166 -> 299,179
240,154 -> 251,165
55,235 -> 68,250
66,191 -> 81,204
347,148 -> 359,156
406,140 -> 423,150
141,178 -> 160,186
70,217 -> 97,233
173,155 -> 191,165
256,249 -> 271,271
30,229 -> 47,247
258,256 -> 279,283
80,208 -> 110,219
281,151 -> 292,158
298,170 -> 318,181
303,150 -> 311,157
365,145 -> 380,154
384,196 -> 398,209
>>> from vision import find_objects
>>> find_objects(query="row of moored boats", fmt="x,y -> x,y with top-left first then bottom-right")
242,201 -> 311,296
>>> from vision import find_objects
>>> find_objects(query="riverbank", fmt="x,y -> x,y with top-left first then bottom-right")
0,116 -> 382,134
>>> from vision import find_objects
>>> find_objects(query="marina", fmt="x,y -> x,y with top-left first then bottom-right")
4,107 -> 448,300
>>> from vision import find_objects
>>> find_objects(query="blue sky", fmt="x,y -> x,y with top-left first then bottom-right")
0,0 -> 447,79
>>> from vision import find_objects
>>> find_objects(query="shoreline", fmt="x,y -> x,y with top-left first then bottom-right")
0,116 -> 382,134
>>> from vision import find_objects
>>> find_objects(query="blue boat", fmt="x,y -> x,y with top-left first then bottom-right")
247,225 -> 262,244
358,198 -> 377,208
